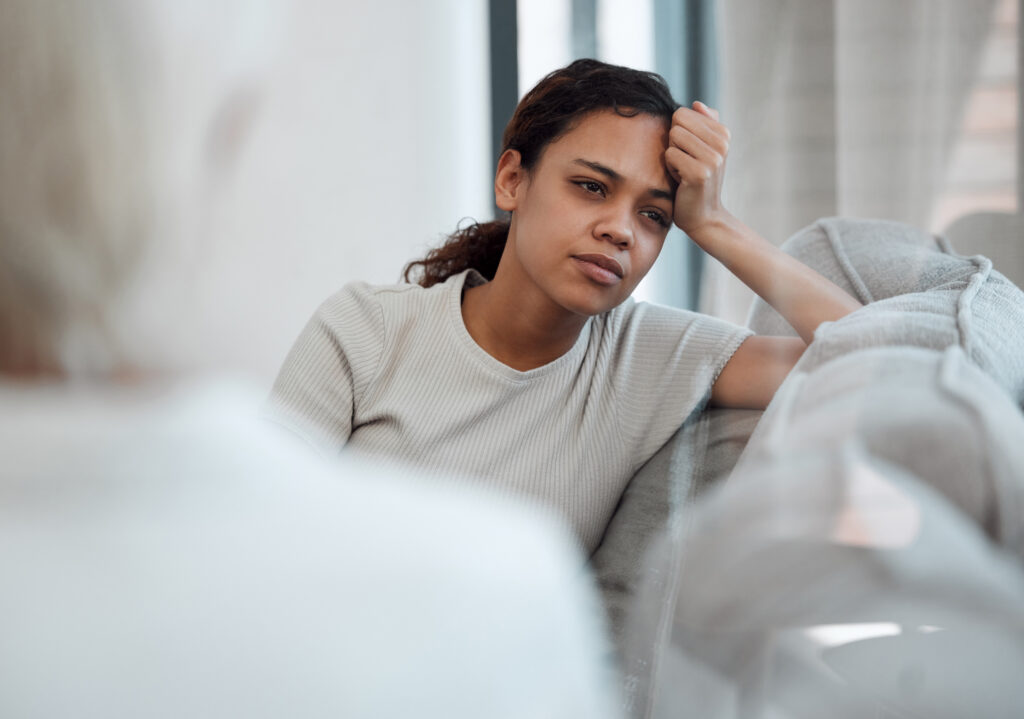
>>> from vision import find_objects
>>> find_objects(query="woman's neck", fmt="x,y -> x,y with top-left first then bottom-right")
460,271 -> 588,372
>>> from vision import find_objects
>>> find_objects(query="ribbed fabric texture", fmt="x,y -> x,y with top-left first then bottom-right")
267,270 -> 751,551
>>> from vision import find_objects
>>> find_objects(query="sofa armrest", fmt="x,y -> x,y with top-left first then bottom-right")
590,407 -> 762,654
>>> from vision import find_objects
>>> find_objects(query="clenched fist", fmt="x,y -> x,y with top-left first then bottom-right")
666,101 -> 731,236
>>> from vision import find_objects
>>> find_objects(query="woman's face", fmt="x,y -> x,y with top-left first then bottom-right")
496,109 -> 674,318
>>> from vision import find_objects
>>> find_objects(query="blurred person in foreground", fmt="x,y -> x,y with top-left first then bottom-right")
0,1 -> 620,717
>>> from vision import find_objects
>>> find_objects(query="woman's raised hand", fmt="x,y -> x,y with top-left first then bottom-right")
664,102 -> 862,356
666,101 -> 731,236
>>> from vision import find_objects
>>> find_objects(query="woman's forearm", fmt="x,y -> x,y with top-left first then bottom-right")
688,213 -> 863,344
664,102 -> 862,340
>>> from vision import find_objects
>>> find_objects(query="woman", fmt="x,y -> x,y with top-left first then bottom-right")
267,59 -> 862,551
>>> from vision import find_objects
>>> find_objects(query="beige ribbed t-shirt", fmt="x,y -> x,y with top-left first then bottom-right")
268,269 -> 751,551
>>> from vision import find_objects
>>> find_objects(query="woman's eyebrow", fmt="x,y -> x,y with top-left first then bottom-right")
572,158 -> 673,202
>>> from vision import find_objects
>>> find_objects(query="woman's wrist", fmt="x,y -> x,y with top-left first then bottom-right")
681,210 -> 746,255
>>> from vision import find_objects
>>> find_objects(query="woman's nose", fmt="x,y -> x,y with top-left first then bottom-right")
594,203 -> 634,249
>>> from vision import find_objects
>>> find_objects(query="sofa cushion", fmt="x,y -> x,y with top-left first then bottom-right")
738,345 -> 1024,557
627,343 -> 1024,713
590,407 -> 762,651
626,442 -> 1024,718
747,217 -> 1024,406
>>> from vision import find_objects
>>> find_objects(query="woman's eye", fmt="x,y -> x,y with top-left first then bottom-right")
642,209 -> 670,228
576,180 -> 605,195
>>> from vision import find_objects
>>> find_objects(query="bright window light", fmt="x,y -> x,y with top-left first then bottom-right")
518,0 -> 572,98
598,0 -> 655,71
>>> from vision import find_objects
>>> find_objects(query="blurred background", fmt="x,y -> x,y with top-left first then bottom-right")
114,0 -> 1019,382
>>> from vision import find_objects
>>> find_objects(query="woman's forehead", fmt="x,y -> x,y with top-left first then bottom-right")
541,110 -> 672,186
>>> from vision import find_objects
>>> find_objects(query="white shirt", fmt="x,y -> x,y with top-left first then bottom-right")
0,377 -> 620,718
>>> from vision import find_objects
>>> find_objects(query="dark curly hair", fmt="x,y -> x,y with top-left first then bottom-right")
403,59 -> 680,287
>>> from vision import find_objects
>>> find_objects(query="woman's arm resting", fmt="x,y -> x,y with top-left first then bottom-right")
711,336 -> 806,409
686,213 -> 862,345
666,102 -> 863,345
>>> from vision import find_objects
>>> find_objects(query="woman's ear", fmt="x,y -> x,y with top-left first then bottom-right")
494,149 -> 526,212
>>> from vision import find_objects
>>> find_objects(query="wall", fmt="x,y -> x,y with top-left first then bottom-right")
132,0 -> 492,383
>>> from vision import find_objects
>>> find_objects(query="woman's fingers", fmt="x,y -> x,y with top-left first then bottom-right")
669,124 -> 726,167
665,145 -> 714,185
671,103 -> 730,152
667,102 -> 732,234
693,100 -> 719,122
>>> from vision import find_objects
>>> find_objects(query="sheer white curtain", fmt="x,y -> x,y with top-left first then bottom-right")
703,0 -> 1003,323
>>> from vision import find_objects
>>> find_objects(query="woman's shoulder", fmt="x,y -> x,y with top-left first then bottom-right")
317,272 -> 458,315
596,298 -> 753,362
310,270 -> 475,342
322,277 -> 425,310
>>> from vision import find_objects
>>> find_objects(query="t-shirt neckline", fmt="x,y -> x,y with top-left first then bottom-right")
445,269 -> 592,382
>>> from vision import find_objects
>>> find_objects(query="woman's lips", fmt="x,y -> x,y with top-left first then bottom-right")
572,253 -> 624,286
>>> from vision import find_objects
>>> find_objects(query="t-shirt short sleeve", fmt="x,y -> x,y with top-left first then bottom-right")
603,300 -> 753,464
265,282 -> 386,453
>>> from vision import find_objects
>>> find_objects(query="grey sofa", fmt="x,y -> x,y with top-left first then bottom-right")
590,217 -> 1024,718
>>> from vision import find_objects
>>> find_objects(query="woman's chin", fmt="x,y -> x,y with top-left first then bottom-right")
557,288 -> 630,317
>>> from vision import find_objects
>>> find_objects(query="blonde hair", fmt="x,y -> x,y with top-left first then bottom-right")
0,0 -> 154,376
